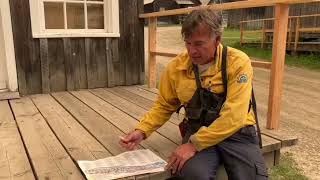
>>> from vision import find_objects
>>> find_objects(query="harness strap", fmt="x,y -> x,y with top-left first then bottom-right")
221,45 -> 228,98
251,88 -> 263,148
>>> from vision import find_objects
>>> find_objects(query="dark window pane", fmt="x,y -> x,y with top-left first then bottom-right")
44,2 -> 64,29
87,4 -> 104,29
66,3 -> 85,29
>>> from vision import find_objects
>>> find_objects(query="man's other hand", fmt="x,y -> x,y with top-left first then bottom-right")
165,143 -> 197,174
119,130 -> 145,150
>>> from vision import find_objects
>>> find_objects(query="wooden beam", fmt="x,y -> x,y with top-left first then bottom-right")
294,17 -> 300,53
267,4 -> 289,130
150,49 -> 272,69
240,22 -> 244,46
139,0 -> 318,18
261,20 -> 266,49
148,17 -> 157,88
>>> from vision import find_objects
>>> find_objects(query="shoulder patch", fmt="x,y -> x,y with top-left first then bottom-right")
237,74 -> 248,83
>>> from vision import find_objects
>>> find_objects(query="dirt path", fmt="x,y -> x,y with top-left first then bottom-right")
144,26 -> 320,179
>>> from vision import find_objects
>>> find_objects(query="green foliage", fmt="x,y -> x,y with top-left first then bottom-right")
221,29 -> 320,72
269,152 -> 308,180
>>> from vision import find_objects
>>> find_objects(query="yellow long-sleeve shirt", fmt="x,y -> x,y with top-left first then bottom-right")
136,44 -> 256,151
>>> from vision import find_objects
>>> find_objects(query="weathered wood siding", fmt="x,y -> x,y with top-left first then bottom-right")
10,0 -> 144,95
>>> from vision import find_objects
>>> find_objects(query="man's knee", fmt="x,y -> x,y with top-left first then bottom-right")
178,161 -> 217,180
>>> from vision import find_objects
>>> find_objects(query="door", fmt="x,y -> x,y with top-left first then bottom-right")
0,10 -> 8,91
0,0 -> 18,92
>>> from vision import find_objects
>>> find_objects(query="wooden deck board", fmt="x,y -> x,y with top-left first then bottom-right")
72,89 -> 178,160
30,94 -> 112,160
110,86 -> 181,125
0,100 -> 35,180
10,98 -> 85,179
51,91 -> 127,155
101,88 -> 181,145
1,86 -> 295,179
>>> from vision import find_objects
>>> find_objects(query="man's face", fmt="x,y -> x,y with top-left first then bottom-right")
184,25 -> 220,65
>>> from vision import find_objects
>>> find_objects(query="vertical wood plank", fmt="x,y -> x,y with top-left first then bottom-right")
70,38 -> 87,89
137,0 -> 145,84
9,0 -> 32,95
287,18 -> 292,49
106,38 -> 115,87
85,38 -> 107,88
294,17 -> 300,53
111,39 -> 121,85
240,22 -> 243,46
261,20 -> 266,48
118,0 -> 127,86
85,38 -> 93,88
148,17 -> 157,88
48,39 -> 66,92
267,4 -> 289,130
63,38 -> 75,91
40,39 -> 50,93
28,38 -> 41,95
125,0 -> 137,85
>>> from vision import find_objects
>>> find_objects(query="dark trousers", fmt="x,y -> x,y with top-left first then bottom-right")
174,126 -> 268,180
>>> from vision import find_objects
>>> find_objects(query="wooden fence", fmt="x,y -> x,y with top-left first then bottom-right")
139,0 -> 318,130
240,14 -> 320,52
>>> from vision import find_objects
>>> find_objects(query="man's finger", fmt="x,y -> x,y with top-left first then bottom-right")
177,159 -> 187,172
171,160 -> 180,174
165,156 -> 177,170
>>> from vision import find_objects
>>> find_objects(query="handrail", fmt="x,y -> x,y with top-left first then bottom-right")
139,0 -> 318,18
240,14 -> 320,24
239,14 -> 320,52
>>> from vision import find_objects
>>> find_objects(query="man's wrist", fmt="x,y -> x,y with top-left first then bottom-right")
188,140 -> 197,152
135,129 -> 147,139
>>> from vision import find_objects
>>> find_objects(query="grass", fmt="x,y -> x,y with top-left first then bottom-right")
222,28 -> 320,72
269,152 -> 308,180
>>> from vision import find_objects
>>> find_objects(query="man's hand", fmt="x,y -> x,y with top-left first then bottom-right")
165,143 -> 197,174
119,130 -> 145,150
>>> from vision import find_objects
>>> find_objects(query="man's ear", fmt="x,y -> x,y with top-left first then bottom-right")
215,36 -> 221,46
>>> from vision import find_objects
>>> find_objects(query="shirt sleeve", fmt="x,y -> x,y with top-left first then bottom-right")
190,55 -> 254,151
135,65 -> 181,137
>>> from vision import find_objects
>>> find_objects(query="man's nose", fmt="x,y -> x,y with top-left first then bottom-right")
188,46 -> 198,55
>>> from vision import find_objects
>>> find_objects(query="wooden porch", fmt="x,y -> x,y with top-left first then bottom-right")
1,86 -> 296,179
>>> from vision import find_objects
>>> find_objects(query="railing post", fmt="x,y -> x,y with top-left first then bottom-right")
148,17 -> 157,88
287,18 -> 292,49
261,20 -> 266,48
267,4 -> 289,130
294,17 -> 300,53
240,22 -> 243,46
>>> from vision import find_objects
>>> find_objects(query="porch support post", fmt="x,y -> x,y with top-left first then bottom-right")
267,4 -> 289,129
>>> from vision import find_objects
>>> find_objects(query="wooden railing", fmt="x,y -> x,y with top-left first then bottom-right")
240,14 -> 320,52
139,0 -> 318,130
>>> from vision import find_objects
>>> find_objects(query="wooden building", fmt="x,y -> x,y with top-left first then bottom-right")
227,2 -> 320,28
0,0 -> 145,96
144,0 -> 196,24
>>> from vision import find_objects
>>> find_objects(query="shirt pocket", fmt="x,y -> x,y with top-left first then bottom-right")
176,81 -> 196,104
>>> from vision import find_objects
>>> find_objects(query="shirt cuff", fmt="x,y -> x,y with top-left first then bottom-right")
189,134 -> 205,151
135,124 -> 153,138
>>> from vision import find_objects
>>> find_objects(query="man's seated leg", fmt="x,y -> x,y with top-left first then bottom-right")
218,126 -> 268,180
176,146 -> 221,180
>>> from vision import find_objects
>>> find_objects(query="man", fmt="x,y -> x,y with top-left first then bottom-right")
120,8 -> 268,180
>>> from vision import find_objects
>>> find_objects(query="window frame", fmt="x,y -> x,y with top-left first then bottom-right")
29,0 -> 120,38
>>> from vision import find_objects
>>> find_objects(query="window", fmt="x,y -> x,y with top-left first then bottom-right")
29,0 -> 119,38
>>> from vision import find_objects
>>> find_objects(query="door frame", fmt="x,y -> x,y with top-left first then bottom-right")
0,0 -> 18,92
